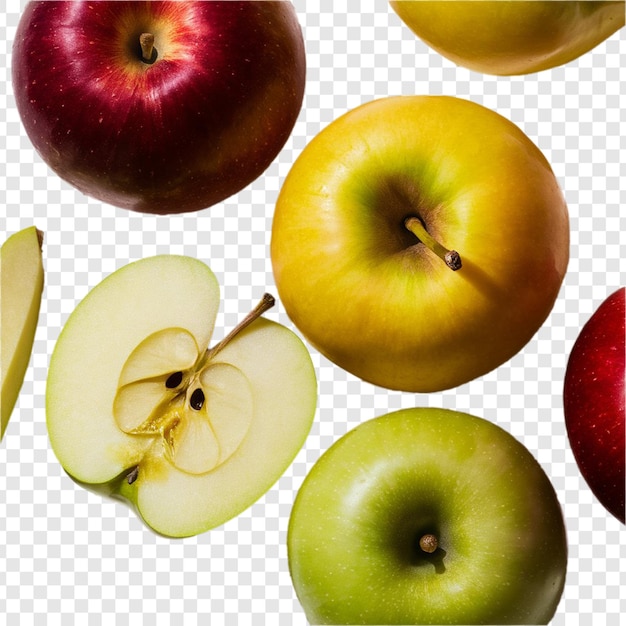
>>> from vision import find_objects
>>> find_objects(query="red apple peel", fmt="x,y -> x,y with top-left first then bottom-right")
564,287 -> 625,524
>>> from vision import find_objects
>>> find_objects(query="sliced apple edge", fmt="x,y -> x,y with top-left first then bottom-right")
1,226 -> 45,440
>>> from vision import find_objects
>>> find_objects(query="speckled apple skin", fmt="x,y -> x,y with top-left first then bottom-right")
564,287 -> 625,524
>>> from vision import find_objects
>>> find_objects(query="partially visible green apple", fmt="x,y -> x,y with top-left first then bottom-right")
389,1 -> 625,76
1,226 -> 44,441
46,256 -> 317,537
271,95 -> 569,392
288,408 -> 568,625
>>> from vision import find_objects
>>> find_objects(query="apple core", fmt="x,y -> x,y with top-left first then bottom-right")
113,294 -> 275,477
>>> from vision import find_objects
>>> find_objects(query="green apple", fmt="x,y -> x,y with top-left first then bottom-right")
1,226 -> 44,440
271,95 -> 569,392
288,408 -> 568,625
389,1 -> 625,76
46,255 -> 317,537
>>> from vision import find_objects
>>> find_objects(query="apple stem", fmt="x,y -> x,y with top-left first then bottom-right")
207,293 -> 276,361
419,533 -> 439,554
139,33 -> 157,64
405,217 -> 462,271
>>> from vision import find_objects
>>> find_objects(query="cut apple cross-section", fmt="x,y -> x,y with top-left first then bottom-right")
114,293 -> 276,475
46,256 -> 317,538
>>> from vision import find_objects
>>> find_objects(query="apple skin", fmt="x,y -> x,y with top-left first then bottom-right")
288,408 -> 568,625
389,1 -> 625,76
12,1 -> 306,215
563,287 -> 625,524
271,95 -> 569,393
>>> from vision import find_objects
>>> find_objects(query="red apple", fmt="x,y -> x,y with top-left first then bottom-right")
563,287 -> 625,524
12,1 -> 306,215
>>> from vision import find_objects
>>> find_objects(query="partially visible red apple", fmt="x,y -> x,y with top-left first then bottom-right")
564,287 -> 625,524
12,1 -> 306,215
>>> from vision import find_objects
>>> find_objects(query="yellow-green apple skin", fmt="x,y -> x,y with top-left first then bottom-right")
46,256 -> 317,538
389,1 -> 625,76
288,408 -> 568,625
1,226 -> 44,440
271,96 -> 569,393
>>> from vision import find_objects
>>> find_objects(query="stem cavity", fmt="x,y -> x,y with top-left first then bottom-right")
139,32 -> 158,64
405,216 -> 462,271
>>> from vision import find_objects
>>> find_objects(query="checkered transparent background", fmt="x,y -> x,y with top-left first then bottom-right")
1,1 -> 625,624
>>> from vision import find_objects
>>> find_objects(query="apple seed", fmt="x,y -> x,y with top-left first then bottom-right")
190,388 -> 205,411
165,371 -> 184,389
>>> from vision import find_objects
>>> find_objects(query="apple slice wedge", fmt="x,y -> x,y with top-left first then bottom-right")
46,256 -> 317,537
1,226 -> 44,440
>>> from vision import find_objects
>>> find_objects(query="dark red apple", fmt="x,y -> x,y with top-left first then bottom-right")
12,1 -> 306,215
564,287 -> 625,524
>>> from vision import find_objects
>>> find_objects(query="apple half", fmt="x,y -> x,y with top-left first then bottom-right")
46,256 -> 317,537
1,226 -> 44,440
288,408 -> 568,625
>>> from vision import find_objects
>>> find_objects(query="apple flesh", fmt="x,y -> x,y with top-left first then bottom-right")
12,1 -> 306,214
271,95 -> 569,392
563,287 -> 625,524
389,0 -> 625,76
288,408 -> 568,625
46,256 -> 317,537
1,226 -> 44,440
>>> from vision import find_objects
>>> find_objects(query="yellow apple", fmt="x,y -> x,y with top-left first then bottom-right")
271,96 -> 569,392
390,0 -> 625,76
